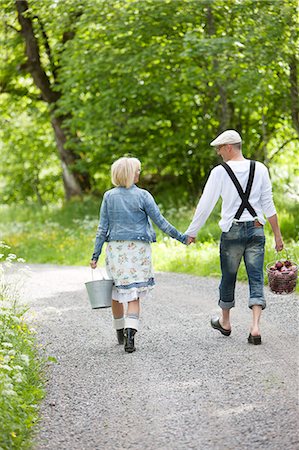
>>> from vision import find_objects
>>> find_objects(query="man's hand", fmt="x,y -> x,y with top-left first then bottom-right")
275,237 -> 284,252
90,260 -> 97,269
267,214 -> 284,253
186,236 -> 196,245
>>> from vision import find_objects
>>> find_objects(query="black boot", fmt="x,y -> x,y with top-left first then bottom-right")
116,329 -> 124,345
124,328 -> 137,353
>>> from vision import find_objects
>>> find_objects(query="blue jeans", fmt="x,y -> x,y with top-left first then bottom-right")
219,221 -> 266,310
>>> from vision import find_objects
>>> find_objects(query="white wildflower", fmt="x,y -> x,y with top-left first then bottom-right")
8,253 -> 17,259
20,354 -> 30,366
1,342 -> 13,348
13,373 -> 23,383
1,364 -> 13,371
17,258 -> 26,263
2,389 -> 17,396
0,242 -> 10,249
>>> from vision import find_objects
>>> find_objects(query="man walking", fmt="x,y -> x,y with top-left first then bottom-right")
185,130 -> 283,344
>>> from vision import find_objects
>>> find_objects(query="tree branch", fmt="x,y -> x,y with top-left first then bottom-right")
268,137 -> 299,162
0,81 -> 43,101
33,15 -> 58,81
15,0 -> 59,103
4,22 -> 21,33
289,54 -> 299,136
62,9 -> 83,44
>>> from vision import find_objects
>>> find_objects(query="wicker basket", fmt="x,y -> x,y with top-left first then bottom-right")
266,260 -> 298,294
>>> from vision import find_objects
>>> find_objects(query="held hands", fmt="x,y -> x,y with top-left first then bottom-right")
186,236 -> 196,245
90,259 -> 97,269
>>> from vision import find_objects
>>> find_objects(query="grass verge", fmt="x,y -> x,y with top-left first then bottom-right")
0,195 -> 298,292
0,250 -> 45,449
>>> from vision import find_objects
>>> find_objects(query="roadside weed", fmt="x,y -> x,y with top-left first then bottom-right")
0,246 -> 45,450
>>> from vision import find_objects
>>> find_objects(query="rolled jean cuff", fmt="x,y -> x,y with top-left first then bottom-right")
218,299 -> 235,310
124,317 -> 139,331
248,297 -> 266,310
112,317 -> 124,330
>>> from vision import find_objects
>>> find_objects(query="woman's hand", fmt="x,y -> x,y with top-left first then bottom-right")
90,260 -> 97,269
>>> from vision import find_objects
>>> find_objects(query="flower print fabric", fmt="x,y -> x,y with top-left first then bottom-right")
105,241 -> 155,303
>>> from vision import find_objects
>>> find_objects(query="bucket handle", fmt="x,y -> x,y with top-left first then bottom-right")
273,248 -> 290,260
91,267 -> 110,281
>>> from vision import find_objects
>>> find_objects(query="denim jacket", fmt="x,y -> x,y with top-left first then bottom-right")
92,185 -> 187,260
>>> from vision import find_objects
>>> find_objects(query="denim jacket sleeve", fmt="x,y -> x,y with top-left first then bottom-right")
91,194 -> 109,261
143,191 -> 187,244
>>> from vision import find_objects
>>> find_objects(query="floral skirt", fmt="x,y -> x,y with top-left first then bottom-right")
105,241 -> 155,303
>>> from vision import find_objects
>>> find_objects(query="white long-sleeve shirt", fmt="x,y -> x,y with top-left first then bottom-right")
185,159 -> 276,236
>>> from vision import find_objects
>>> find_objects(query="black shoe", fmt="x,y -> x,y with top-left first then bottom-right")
211,317 -> 231,336
124,328 -> 136,353
248,333 -> 262,345
116,329 -> 124,345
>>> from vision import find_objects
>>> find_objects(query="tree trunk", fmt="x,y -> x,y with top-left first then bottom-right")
290,54 -> 299,136
15,0 -> 90,199
16,0 -> 59,104
51,116 -> 90,199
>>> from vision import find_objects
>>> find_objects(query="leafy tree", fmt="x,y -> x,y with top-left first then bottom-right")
1,0 -> 91,199
56,0 -> 298,195
0,94 -> 62,204
0,0 -> 298,204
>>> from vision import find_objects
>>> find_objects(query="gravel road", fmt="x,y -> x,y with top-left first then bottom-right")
22,264 -> 298,450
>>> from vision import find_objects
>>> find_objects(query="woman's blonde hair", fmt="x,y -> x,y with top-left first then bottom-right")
111,157 -> 141,188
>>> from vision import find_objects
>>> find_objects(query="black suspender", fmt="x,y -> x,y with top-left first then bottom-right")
221,161 -> 257,220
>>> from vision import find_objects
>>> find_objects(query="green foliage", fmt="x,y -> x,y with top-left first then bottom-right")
0,97 -> 63,204
0,196 -> 298,293
0,197 -> 100,265
56,0 -> 298,195
0,0 -> 298,202
0,250 -> 45,449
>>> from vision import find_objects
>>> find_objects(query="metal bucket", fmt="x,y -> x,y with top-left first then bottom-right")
85,270 -> 113,309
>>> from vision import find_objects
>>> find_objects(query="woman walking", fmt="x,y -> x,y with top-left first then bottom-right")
90,157 -> 190,353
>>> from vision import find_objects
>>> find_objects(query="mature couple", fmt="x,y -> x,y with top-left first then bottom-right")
90,130 -> 284,353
